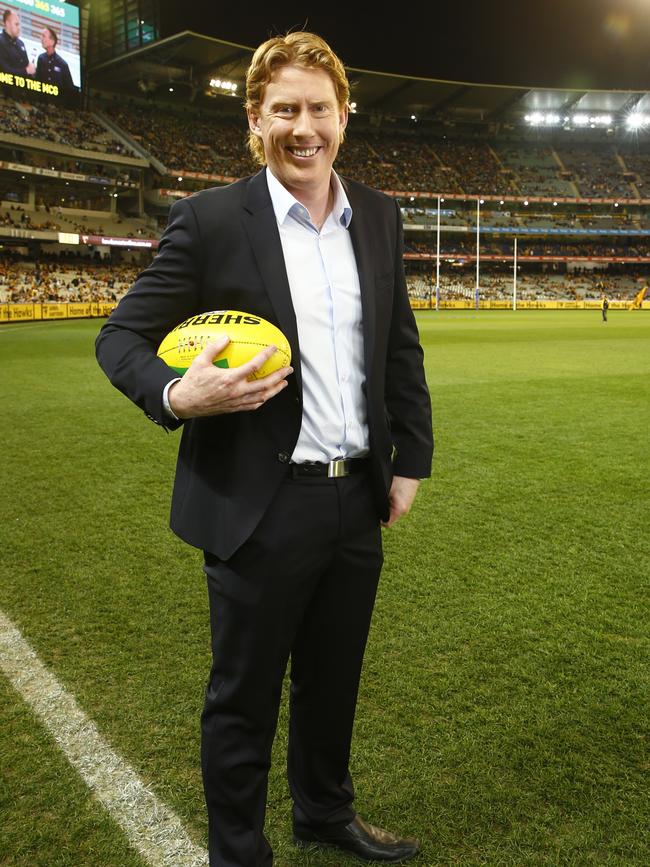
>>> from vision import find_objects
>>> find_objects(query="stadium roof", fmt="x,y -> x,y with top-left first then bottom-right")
89,31 -> 650,127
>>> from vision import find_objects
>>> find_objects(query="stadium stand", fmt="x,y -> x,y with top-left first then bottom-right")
2,51 -> 650,313
493,143 -> 576,197
0,252 -> 138,303
0,97 -> 136,156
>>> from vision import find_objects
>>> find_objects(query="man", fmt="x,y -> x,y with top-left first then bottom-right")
601,291 -> 609,322
96,31 -> 433,867
0,9 -> 35,77
36,25 -> 75,93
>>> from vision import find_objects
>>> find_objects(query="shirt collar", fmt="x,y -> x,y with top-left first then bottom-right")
266,167 -> 352,230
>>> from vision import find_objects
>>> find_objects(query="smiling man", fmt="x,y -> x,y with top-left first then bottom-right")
96,31 -> 432,867
246,63 -> 343,228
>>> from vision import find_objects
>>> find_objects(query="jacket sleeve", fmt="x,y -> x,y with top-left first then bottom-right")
384,198 -> 434,479
95,197 -> 204,428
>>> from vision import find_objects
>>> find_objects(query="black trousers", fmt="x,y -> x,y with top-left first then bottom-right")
201,471 -> 383,867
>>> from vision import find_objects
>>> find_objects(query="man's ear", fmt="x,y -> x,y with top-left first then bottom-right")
247,108 -> 262,137
339,103 -> 349,132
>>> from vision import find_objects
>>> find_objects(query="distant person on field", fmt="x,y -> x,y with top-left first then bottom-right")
36,26 -> 75,93
0,9 -> 35,77
601,293 -> 609,322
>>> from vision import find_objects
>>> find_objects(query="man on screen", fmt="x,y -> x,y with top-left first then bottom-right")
97,30 -> 433,867
36,26 -> 75,93
0,9 -> 35,77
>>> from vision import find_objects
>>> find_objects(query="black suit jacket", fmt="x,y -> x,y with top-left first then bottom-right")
96,170 -> 433,560
0,30 -> 30,76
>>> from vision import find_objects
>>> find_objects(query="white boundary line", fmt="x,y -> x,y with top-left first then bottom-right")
0,607 -> 208,867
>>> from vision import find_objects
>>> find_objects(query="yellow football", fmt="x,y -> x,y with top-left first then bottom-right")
157,310 -> 291,379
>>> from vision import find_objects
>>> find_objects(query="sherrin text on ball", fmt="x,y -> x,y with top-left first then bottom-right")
157,310 -> 291,379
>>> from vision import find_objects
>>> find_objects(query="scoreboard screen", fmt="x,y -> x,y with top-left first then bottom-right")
0,0 -> 81,99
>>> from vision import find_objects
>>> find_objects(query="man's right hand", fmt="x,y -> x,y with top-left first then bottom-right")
168,335 -> 293,419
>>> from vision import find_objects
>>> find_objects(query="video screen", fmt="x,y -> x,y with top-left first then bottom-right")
0,0 -> 81,98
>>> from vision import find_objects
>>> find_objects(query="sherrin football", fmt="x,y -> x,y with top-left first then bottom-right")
157,310 -> 291,379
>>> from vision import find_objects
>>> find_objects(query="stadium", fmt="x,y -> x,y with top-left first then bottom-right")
1,2 -> 648,866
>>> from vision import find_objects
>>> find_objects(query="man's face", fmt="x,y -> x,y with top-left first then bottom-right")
5,12 -> 20,38
41,28 -> 55,51
247,64 -> 348,198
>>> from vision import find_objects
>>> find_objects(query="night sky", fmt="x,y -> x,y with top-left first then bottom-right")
161,0 -> 650,91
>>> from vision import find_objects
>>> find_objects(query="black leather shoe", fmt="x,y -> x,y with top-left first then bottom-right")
293,814 -> 419,863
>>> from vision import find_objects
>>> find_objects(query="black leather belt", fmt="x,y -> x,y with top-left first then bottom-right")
288,458 -> 369,478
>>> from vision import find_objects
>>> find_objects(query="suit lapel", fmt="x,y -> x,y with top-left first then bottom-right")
345,182 -> 377,376
242,170 -> 302,393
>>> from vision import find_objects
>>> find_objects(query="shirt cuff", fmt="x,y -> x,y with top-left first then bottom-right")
162,378 -> 182,421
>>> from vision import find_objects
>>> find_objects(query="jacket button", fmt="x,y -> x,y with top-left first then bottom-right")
277,451 -> 291,463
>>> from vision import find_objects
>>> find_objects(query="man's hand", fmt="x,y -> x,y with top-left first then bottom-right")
26,62 -> 36,75
168,335 -> 293,419
381,476 -> 420,529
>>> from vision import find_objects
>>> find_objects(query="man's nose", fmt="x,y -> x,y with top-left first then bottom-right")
292,109 -> 315,137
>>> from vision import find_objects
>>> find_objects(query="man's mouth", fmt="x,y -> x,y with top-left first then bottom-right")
287,146 -> 320,158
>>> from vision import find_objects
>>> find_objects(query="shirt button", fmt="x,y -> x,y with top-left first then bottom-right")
277,451 -> 291,463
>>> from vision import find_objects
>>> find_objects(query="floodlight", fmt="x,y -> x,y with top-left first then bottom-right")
626,112 -> 649,130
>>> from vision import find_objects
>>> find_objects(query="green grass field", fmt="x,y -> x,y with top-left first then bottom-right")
1,311 -> 649,866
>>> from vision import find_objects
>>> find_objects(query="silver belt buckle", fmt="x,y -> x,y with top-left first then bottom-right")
328,459 -> 348,478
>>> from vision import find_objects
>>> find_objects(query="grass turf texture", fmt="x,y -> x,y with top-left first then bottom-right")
0,310 -> 648,866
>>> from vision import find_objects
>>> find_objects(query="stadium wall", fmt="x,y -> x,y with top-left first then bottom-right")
410,300 -> 649,310
1,300 -> 648,323
0,302 -> 115,322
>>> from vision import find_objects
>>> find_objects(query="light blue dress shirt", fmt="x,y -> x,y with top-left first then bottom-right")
266,167 -> 369,463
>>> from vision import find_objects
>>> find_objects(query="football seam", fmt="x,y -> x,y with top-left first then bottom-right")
158,339 -> 290,363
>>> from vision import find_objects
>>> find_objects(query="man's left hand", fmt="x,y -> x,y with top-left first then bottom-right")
381,476 -> 420,529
